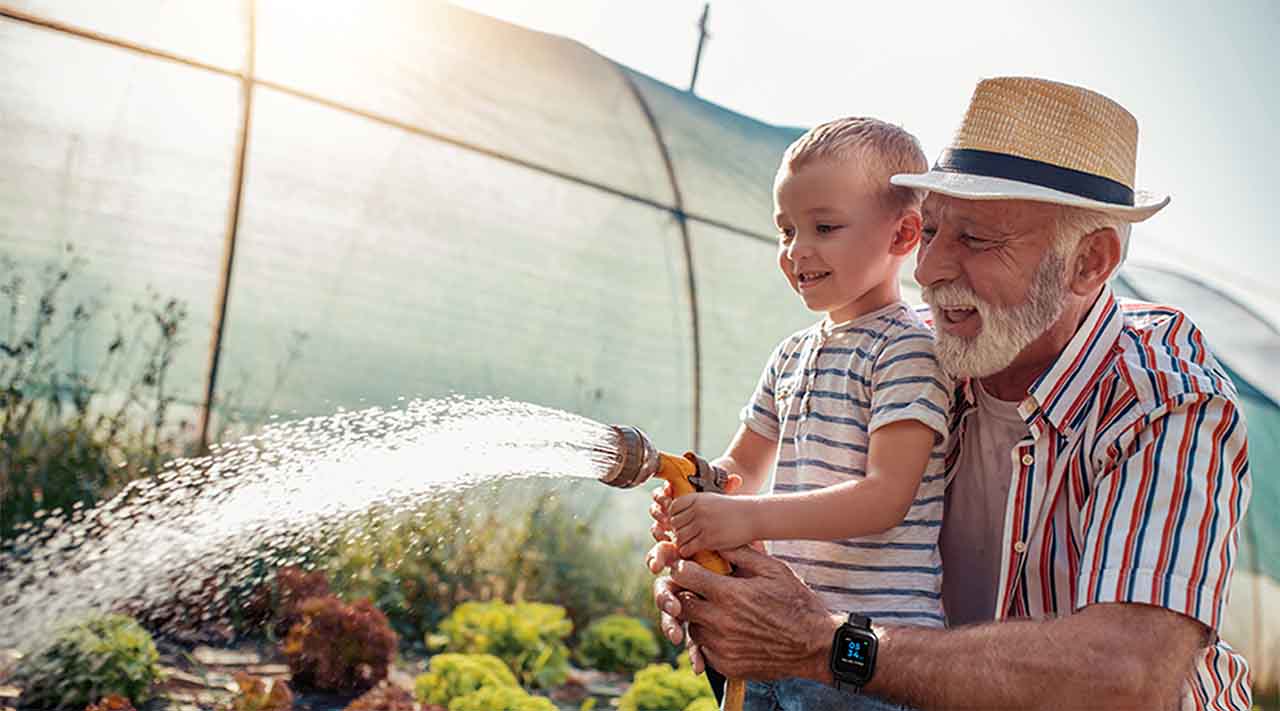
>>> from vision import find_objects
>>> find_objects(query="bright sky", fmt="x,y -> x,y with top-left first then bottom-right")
452,0 -> 1280,320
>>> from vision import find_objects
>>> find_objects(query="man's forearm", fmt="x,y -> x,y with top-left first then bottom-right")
858,605 -> 1205,710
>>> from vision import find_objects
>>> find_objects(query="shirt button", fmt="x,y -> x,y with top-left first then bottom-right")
1013,541 -> 1028,554
1021,453 -> 1034,466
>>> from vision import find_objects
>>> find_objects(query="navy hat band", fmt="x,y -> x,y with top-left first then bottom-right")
934,148 -> 1135,207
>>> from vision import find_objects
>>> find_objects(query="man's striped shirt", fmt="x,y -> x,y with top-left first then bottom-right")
936,288 -> 1253,710
742,301 -> 953,627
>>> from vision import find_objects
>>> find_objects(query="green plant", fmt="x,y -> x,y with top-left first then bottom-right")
0,248 -> 194,543
616,663 -> 714,711
227,673 -> 293,711
682,699 -> 719,711
447,686 -> 556,711
0,246 -> 309,551
575,614 -> 659,673
430,600 -> 571,688
282,595 -> 398,692
413,653 -> 517,706
13,613 -> 161,709
318,484 -> 658,652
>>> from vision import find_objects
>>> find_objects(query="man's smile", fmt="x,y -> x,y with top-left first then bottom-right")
935,305 -> 982,336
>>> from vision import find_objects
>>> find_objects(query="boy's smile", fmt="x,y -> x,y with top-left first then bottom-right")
796,269 -> 832,290
773,159 -> 905,323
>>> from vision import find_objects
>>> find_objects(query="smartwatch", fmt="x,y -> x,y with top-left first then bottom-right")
829,612 -> 877,692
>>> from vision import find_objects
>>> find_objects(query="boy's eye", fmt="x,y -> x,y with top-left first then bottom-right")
816,224 -> 843,234
778,227 -> 796,241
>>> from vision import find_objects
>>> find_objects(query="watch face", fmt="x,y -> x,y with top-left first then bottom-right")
831,628 -> 876,682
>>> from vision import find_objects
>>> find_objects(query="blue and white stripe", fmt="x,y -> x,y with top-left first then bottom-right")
742,301 -> 952,627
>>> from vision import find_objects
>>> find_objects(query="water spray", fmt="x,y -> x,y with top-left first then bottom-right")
596,424 -> 746,711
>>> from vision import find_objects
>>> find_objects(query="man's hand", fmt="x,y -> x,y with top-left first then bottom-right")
668,492 -> 755,557
648,542 -> 838,681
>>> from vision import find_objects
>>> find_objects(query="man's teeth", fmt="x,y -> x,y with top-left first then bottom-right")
942,306 -> 977,322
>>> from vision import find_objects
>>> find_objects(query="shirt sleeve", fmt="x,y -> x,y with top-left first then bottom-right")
1076,393 -> 1251,633
869,329 -> 952,441
740,339 -> 786,441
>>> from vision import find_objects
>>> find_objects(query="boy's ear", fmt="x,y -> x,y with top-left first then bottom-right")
889,210 -> 922,256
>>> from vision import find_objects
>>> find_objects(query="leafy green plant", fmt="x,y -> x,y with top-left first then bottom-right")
0,248 -> 193,543
447,686 -> 556,711
413,653 -> 517,706
0,246 -> 309,550
282,595 -> 398,692
320,485 -> 657,653
575,614 -> 659,673
682,698 -> 719,711
616,663 -> 714,711
430,601 -> 571,688
13,613 -> 161,709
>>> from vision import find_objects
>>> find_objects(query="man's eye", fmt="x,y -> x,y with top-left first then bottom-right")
921,227 -> 937,243
960,234 -> 991,247
816,224 -> 843,234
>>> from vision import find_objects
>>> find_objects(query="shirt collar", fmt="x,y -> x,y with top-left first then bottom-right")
1026,286 -> 1124,434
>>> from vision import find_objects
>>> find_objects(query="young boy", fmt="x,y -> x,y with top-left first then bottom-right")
662,118 -> 950,711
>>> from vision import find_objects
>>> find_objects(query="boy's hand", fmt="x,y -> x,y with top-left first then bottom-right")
668,493 -> 756,557
649,471 -> 743,544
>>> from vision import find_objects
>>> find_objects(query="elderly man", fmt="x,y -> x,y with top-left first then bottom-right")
648,77 -> 1252,710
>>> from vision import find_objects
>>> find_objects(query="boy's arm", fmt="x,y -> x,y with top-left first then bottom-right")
711,424 -> 776,495
669,419 -> 933,555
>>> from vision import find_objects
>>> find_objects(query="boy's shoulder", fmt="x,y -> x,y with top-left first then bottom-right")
768,319 -> 826,353
829,301 -> 934,344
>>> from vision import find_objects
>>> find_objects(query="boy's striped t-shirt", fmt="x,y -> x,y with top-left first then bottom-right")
741,301 -> 952,627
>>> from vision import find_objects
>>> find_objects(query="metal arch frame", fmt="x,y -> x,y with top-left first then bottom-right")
613,64 -> 703,451
0,3 -> 786,453
198,0 -> 256,454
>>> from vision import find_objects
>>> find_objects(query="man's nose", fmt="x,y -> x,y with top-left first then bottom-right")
914,234 -> 959,287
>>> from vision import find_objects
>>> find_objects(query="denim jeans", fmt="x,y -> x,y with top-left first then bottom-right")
742,677 -> 910,711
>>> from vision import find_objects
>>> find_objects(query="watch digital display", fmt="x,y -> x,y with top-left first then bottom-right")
841,637 -> 870,668
830,626 -> 877,684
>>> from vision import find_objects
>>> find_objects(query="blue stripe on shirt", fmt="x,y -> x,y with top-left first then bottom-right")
776,554 -> 942,576
807,584 -> 942,600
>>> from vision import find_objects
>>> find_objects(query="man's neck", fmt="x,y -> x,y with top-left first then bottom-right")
978,288 -> 1101,402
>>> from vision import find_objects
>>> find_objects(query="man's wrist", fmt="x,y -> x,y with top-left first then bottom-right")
805,613 -> 842,684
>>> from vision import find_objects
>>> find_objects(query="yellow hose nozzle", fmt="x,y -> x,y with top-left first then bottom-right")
597,425 -> 744,710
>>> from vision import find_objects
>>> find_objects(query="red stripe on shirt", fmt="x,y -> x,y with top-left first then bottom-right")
1152,406 -> 1196,602
1185,404 -> 1232,612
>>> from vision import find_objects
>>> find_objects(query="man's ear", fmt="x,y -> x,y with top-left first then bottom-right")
890,210 -> 922,256
1070,227 -> 1123,295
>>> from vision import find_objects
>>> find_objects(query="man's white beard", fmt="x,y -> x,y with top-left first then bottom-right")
923,249 -> 1069,379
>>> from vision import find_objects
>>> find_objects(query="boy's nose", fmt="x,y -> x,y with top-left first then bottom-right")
785,236 -> 813,261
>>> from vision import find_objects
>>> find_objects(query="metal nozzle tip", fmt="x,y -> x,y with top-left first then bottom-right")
597,425 -> 658,489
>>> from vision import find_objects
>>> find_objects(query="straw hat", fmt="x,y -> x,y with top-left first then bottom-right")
891,77 -> 1169,222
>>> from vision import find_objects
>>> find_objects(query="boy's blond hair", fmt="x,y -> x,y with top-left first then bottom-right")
778,117 -> 928,216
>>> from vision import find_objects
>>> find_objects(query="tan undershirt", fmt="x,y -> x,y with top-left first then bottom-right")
941,382 -> 1029,627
